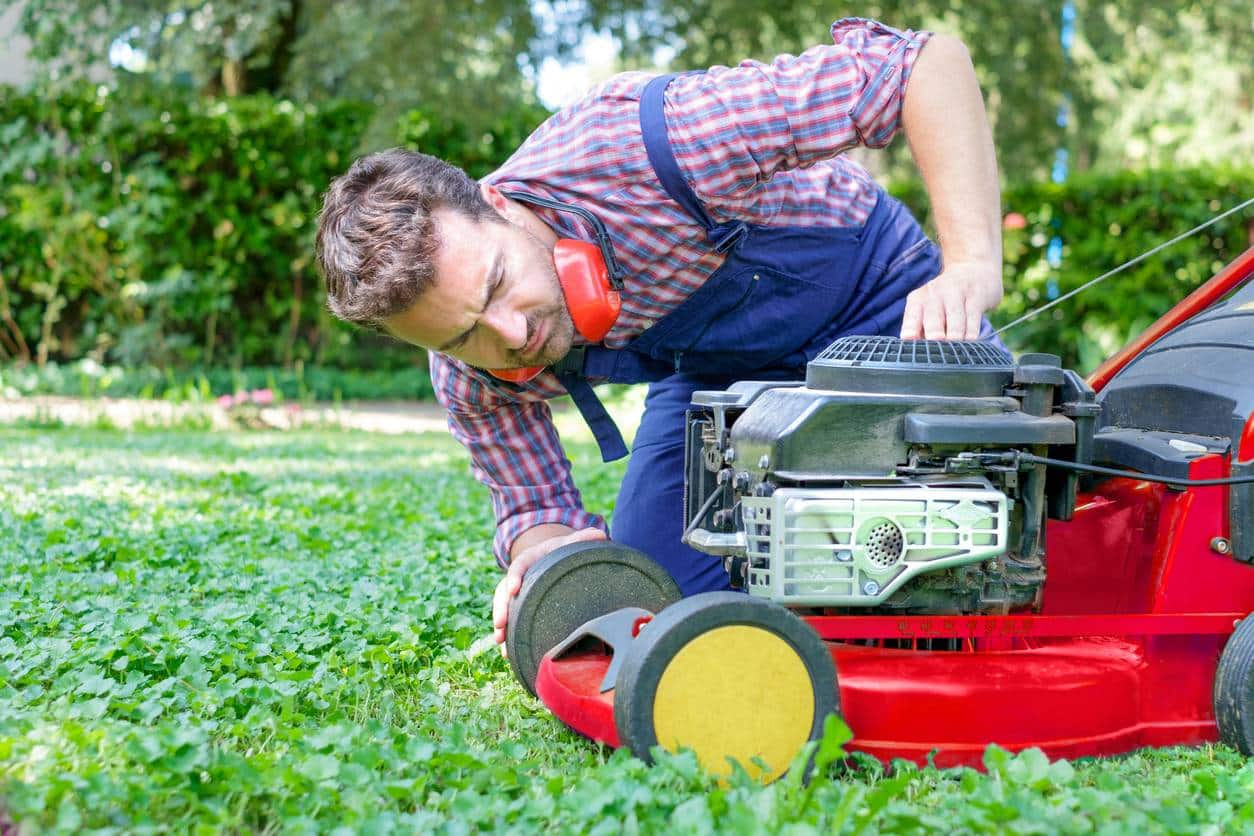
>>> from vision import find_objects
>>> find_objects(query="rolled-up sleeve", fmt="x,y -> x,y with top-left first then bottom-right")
429,353 -> 607,568
663,17 -> 932,198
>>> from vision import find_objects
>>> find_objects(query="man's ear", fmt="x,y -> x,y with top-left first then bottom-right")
479,183 -> 521,224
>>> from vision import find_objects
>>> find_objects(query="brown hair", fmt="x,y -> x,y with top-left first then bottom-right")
315,148 -> 499,326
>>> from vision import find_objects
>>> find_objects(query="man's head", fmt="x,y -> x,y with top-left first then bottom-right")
316,149 -> 575,370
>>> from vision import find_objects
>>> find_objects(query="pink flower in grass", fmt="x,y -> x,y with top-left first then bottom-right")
249,388 -> 275,405
216,394 -> 235,409
1003,212 -> 1027,230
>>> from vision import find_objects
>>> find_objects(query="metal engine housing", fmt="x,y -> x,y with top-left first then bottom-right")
683,335 -> 1098,614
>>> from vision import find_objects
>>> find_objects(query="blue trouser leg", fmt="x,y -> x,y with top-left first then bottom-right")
610,375 -> 735,597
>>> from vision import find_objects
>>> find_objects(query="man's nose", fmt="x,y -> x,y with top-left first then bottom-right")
482,306 -> 529,352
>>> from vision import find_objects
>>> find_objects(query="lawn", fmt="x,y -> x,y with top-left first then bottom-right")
1,424 -> 1251,833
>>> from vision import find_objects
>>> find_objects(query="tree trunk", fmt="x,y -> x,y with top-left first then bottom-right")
0,271 -> 31,365
249,0 -> 304,94
222,58 -> 246,96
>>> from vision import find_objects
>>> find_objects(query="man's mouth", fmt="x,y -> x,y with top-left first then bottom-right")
523,318 -> 548,360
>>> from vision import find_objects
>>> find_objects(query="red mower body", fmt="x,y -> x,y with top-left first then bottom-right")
535,247 -> 1254,767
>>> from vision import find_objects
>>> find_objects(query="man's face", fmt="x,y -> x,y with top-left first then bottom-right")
383,206 -> 575,370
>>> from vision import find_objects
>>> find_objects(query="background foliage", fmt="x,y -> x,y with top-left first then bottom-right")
0,1 -> 1251,385
0,360 -> 436,402
5,0 -> 1249,181
583,0 -> 1252,182
1,75 -> 1248,377
4,0 -> 551,147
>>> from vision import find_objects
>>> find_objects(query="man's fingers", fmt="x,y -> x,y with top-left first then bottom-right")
921,290 -> 946,340
965,300 -> 983,341
900,290 -> 925,339
571,527 -> 608,545
507,562 -> 525,595
901,266 -> 1002,341
941,286 -> 966,341
492,575 -> 512,631
491,528 -> 608,642
493,557 -> 529,631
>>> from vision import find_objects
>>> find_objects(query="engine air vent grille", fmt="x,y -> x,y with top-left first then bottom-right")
815,336 -> 1013,368
807,336 -> 1014,397
742,484 -> 1009,606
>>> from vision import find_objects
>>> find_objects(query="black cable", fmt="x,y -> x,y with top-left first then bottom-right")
1014,452 -> 1254,487
681,487 -> 727,541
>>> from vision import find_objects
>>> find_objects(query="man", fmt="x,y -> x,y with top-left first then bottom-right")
315,18 -> 1004,649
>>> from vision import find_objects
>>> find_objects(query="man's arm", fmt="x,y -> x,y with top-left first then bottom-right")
898,34 -> 1003,340
661,19 -> 1002,339
428,353 -> 609,646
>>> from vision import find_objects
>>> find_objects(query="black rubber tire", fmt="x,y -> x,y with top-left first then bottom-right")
1214,614 -> 1254,755
505,541 -> 682,696
614,591 -> 838,780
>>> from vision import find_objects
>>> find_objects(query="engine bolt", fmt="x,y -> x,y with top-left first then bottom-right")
723,447 -> 736,464
759,455 -> 770,469
1211,537 -> 1232,555
862,580 -> 880,596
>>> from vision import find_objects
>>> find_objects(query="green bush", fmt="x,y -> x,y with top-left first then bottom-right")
0,79 -> 549,376
0,81 -> 369,369
890,167 -> 1254,371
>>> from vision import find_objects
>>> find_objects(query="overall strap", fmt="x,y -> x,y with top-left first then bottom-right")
549,72 -> 749,463
554,345 -> 672,381
639,73 -> 748,253
555,372 -> 629,462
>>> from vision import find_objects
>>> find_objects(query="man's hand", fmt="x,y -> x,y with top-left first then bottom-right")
492,526 -> 608,651
899,260 -> 1003,341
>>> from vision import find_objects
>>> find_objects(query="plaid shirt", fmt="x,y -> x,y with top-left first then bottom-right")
428,18 -> 933,565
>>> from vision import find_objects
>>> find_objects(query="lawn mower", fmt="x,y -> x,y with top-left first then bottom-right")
506,242 -> 1254,781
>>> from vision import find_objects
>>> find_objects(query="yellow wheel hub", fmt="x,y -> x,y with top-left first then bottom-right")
651,625 -> 814,781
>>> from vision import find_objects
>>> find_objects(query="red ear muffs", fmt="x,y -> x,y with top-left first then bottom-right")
554,239 -> 622,342
489,239 -> 621,383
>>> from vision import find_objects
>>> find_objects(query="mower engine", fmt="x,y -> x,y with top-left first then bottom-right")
683,336 -> 1099,614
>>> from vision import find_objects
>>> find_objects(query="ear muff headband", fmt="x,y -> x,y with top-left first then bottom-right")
498,190 -> 625,289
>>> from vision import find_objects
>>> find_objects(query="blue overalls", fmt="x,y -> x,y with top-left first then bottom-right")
554,73 -> 1002,596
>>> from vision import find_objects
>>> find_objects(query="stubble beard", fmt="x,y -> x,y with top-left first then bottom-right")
512,231 -> 575,368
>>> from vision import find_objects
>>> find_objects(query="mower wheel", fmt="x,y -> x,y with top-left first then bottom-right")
506,541 -> 681,696
1214,614 -> 1254,755
613,591 -> 838,782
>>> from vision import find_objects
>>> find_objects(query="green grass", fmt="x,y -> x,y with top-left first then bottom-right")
1,425 -> 1252,833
